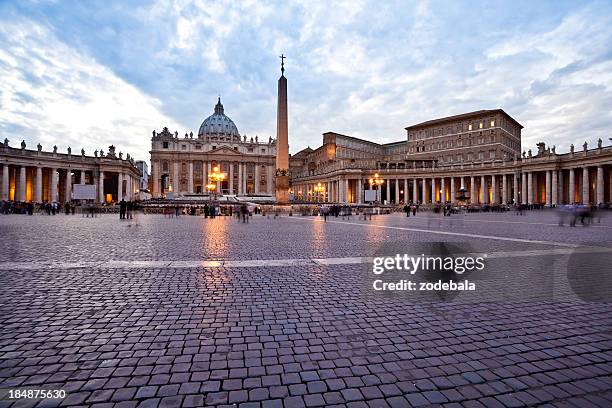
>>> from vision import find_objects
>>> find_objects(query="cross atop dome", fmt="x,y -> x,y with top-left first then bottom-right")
214,97 -> 224,115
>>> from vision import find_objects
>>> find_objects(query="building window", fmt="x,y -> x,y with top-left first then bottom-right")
182,145 -> 187,150
468,124 -> 473,131
163,141 -> 169,149
490,120 -> 495,127
479,122 -> 483,129
234,147 -> 238,151
262,149 -> 266,153
212,146 -> 216,150
478,152 -> 484,160
195,144 -> 201,150
489,150 -> 495,159
162,161 -> 168,172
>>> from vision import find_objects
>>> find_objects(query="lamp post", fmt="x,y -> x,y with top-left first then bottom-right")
368,173 -> 384,203
313,182 -> 325,202
208,166 -> 226,201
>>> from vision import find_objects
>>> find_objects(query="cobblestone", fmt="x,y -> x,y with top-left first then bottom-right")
0,213 -> 611,406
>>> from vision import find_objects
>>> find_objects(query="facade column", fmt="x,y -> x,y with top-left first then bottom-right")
98,171 -> 105,203
569,168 -> 575,204
470,176 -> 475,204
491,175 -> 497,204
188,161 -> 194,193
228,163 -> 234,195
431,177 -> 436,203
357,179 -> 362,204
502,174 -> 508,204
441,178 -> 446,204
527,172 -> 533,204
403,179 -> 408,203
480,175 -> 487,204
545,170 -> 552,206
460,176 -> 465,190
237,163 -> 243,195
267,165 -> 273,196
50,168 -> 58,203
596,166 -> 604,205
1,165 -> 8,201
582,167 -> 590,204
35,167 -> 42,202
450,177 -> 456,204
65,169 -> 71,203
117,173 -> 123,201
413,178 -> 418,203
173,161 -> 179,193
19,166 -> 27,202
254,164 -> 260,195
80,170 -> 86,184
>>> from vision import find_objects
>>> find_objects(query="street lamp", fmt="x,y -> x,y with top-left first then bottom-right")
208,166 -> 226,201
369,173 -> 384,203
313,182 -> 325,202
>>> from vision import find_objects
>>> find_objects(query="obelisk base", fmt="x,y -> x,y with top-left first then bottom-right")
275,175 -> 290,204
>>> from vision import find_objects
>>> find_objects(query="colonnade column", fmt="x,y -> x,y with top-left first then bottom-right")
552,170 -> 558,206
521,172 -> 527,204
450,177 -> 455,204
395,179 -> 400,204
65,169 -> 71,202
596,166 -> 604,205
403,179 -> 408,203
80,170 -> 86,184
98,171 -> 104,203
502,174 -> 508,204
582,167 -> 589,204
19,166 -> 27,202
173,162 -> 179,192
117,173 -> 123,202
1,165 -> 9,201
357,179 -> 362,204
422,177 -> 427,204
431,177 -> 436,203
480,175 -> 487,204
569,168 -> 575,204
441,178 -> 446,204
237,163 -> 243,195
36,167 -> 42,202
527,172 -> 533,204
545,170 -> 552,206
228,163 -> 234,194
470,176 -> 475,204
386,179 -> 390,204
50,168 -> 58,203
513,173 -> 519,205
491,175 -> 497,204
413,178 -> 418,203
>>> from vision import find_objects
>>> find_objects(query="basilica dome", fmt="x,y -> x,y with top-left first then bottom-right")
198,98 -> 240,140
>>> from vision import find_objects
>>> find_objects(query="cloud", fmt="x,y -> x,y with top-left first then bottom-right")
0,17 -> 185,161
1,0 -> 611,163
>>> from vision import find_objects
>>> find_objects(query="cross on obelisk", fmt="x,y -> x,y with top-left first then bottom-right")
279,54 -> 286,75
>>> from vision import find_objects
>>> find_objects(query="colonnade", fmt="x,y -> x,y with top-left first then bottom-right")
292,164 -> 611,206
0,164 -> 137,203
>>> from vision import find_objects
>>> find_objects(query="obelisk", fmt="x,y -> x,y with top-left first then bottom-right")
275,54 -> 290,203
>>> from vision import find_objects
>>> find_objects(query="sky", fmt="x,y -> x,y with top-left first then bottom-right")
1,0 -> 611,164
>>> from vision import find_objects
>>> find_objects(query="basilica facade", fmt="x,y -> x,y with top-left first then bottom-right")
149,98 -> 277,198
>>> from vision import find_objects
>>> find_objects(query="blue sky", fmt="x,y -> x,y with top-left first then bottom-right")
1,0 -> 611,163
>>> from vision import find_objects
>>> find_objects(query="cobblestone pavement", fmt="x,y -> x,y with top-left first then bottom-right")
0,211 -> 611,407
